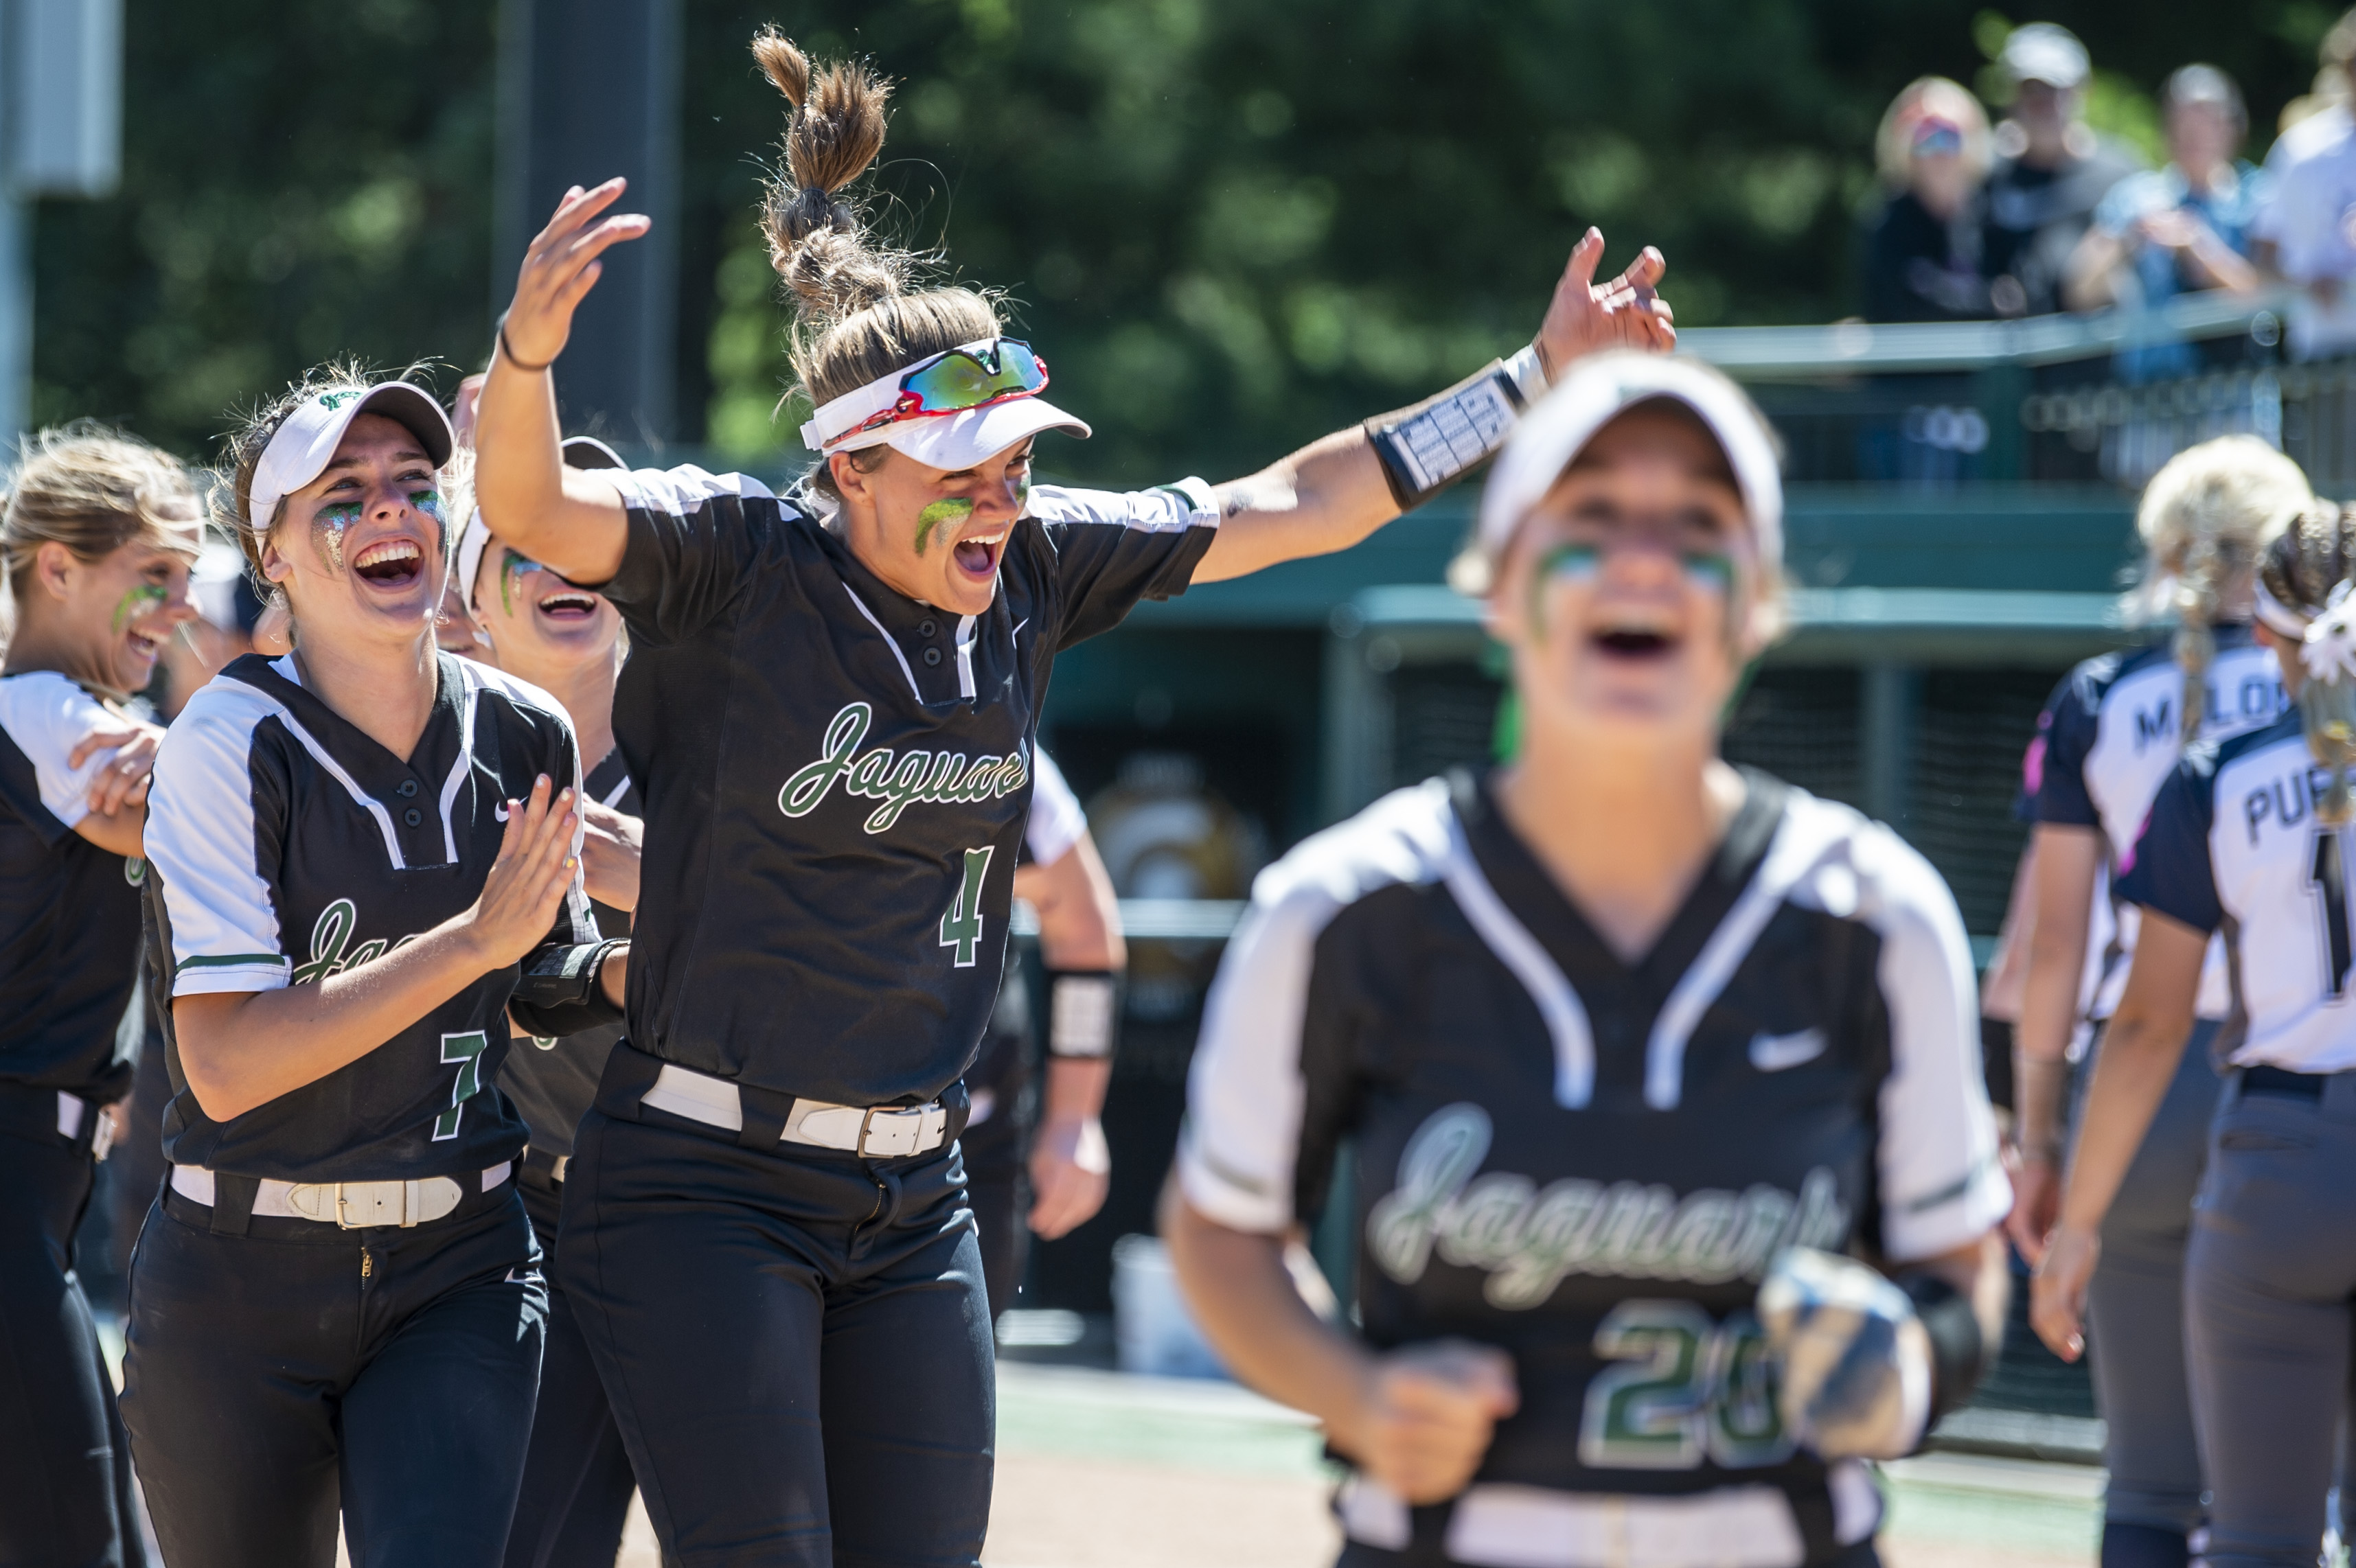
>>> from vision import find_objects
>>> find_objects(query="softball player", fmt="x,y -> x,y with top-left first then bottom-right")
466,27 -> 1672,1565
2037,501 -> 2356,1568
2009,438 -> 2307,1568
453,441 -> 652,1568
1168,354 -> 2011,1568
0,428 -> 198,1568
119,373 -> 628,1568
968,748 -> 1124,1317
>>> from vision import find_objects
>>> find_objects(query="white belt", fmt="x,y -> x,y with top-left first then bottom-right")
641,1063 -> 951,1157
56,1092 -> 115,1160
1340,1471 -> 1881,1568
170,1162 -> 512,1230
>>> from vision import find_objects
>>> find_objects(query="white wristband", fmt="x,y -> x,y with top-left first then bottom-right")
1049,973 -> 1119,1059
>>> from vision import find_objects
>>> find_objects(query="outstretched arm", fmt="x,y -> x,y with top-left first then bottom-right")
1191,231 -> 1673,585
472,179 -> 650,586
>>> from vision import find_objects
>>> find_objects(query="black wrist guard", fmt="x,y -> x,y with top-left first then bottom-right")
510,938 -> 627,1039
1363,345 -> 1548,512
1898,1270 -> 1987,1426
1045,969 -> 1123,1061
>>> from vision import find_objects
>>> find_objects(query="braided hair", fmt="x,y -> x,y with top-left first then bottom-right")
2260,503 -> 2356,823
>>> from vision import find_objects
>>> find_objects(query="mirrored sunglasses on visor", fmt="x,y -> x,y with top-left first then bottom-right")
800,338 -> 1051,454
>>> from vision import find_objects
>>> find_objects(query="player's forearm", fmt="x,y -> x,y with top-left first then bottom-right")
1163,1188 -> 1375,1433
1192,427 -> 1399,585
72,803 -> 148,860
1040,1055 -> 1110,1126
1031,840 -> 1127,971
2055,999 -> 2192,1233
2014,921 -> 2089,1157
473,358 -> 570,554
174,919 -> 502,1122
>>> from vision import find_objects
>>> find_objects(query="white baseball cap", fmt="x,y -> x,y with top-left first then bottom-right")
1472,351 -> 1784,581
244,381 -> 454,534
799,337 -> 1089,473
2002,23 -> 2090,90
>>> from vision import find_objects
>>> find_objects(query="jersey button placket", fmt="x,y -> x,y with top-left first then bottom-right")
922,647 -> 943,667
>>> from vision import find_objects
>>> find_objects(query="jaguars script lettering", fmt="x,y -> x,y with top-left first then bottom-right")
777,702 -> 1029,834
1368,1103 -> 1850,1310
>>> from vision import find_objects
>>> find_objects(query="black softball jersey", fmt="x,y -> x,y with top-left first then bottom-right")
0,672 -> 147,1102
141,652 -> 614,1182
1180,770 -> 2010,1567
499,749 -> 639,1161
593,465 -> 1215,1107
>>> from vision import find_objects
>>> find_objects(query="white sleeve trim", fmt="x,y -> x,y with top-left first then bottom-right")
608,463 -> 779,516
1796,804 -> 2011,1262
1179,783 -> 1452,1233
1025,749 -> 1088,867
1027,478 -> 1220,535
0,671 -> 121,830
146,682 -> 290,998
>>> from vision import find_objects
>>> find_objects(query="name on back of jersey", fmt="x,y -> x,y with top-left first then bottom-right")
1368,1104 -> 1850,1311
779,701 -> 1030,834
2238,757 -> 2337,845
2130,669 -> 2285,754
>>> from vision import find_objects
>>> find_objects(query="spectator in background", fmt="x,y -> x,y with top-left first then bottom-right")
2254,6 -> 2356,359
1983,23 -> 2147,318
2066,67 -> 2267,382
1862,77 -> 1996,321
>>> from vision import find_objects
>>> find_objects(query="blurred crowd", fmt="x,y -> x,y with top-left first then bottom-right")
1862,14 -> 2356,362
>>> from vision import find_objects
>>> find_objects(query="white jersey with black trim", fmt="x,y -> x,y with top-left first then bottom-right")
1180,770 -> 2007,1552
141,651 -> 603,1182
2122,713 -> 2356,1072
2032,630 -> 2287,1022
595,464 -> 1214,1106
0,672 -> 144,1099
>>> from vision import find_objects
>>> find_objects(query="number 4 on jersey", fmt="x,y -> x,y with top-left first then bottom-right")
940,846 -> 996,967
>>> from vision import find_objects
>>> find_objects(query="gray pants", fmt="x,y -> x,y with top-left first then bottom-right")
2070,1020 -> 2224,1538
2186,1070 -> 2356,1568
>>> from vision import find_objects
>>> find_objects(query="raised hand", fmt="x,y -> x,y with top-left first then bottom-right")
464,775 -> 581,972
501,179 -> 652,371
1535,229 -> 1676,372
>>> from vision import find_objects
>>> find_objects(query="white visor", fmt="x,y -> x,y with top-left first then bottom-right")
244,382 -> 454,535
799,338 -> 1089,472
1476,351 -> 1783,575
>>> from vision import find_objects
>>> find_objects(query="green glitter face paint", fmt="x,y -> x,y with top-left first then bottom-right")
312,501 -> 363,573
111,582 -> 168,633
498,548 -> 542,617
1680,551 -> 1735,595
914,497 -> 975,557
1528,543 -> 1601,635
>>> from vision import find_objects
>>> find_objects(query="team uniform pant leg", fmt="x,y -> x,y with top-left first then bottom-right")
960,1124 -> 1027,1323
119,1194 -> 344,1568
2184,1086 -> 2356,1568
339,1197 -> 547,1568
821,1153 -> 995,1568
2077,1025 -> 2221,1551
0,1128 -> 146,1568
505,1179 -> 639,1568
560,1110 -> 834,1568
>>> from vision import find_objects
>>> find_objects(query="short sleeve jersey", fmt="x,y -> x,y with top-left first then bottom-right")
142,652 -> 599,1181
2034,630 -> 2286,1021
496,750 -> 639,1160
0,672 -> 144,1100
1181,771 -> 2007,1532
2119,713 -> 2356,1072
594,465 -> 1214,1105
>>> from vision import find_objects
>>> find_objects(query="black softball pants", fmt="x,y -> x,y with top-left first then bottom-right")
560,1074 -> 993,1567
0,1100 -> 146,1568
503,1164 -> 639,1568
120,1179 -> 545,1568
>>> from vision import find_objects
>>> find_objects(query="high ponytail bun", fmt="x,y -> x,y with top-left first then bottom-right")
749,29 -> 1003,455
2261,503 -> 2356,825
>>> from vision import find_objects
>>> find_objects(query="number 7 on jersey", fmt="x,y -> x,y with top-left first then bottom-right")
941,846 -> 995,967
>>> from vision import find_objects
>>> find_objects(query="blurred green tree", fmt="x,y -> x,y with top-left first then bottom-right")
27,0 -> 2322,481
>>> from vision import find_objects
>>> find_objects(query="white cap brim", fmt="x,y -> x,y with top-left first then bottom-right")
246,382 -> 453,533
870,395 -> 1090,472
1476,351 -> 1783,574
